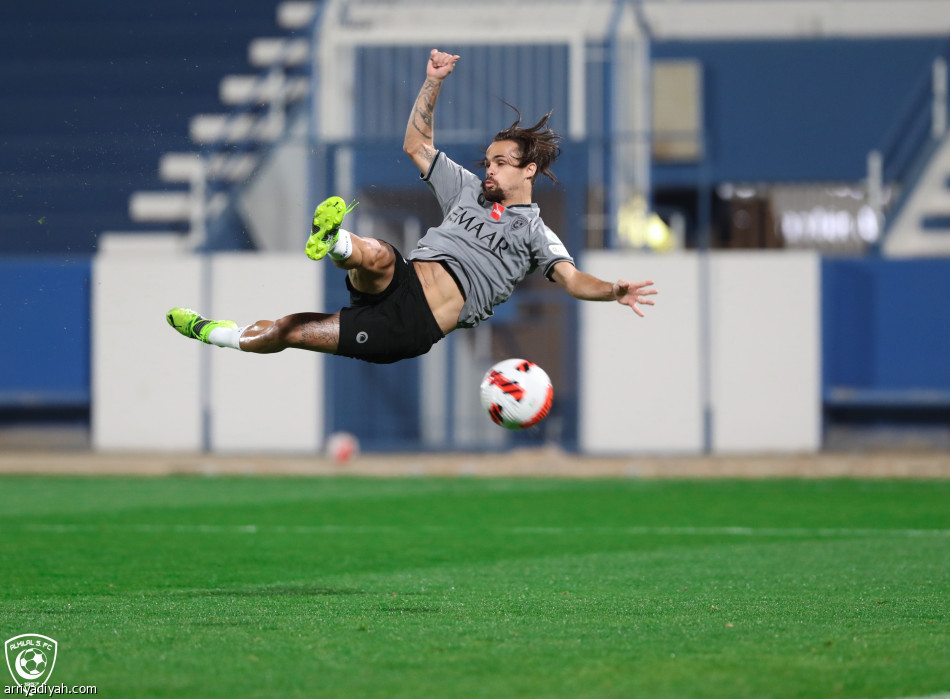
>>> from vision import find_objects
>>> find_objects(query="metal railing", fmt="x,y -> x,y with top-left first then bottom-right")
868,39 -> 950,238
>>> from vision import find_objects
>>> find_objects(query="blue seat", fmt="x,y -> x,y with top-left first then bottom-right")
0,1 -> 282,255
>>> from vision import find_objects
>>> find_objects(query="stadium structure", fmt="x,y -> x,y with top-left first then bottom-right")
2,0 -> 950,455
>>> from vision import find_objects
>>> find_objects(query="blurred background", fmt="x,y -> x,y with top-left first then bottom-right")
2,0 -> 949,456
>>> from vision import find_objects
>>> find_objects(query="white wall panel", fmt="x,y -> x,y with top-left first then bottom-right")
94,249 -> 820,455
709,251 -> 821,452
580,252 -> 704,454
92,253 -> 204,451
209,253 -> 324,453
580,250 -> 821,455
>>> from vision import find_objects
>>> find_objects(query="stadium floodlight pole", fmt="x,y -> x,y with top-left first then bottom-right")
606,0 -> 652,250
187,159 -> 207,251
697,164 -> 713,455
933,56 -> 947,139
631,0 -> 653,220
199,251 -> 213,453
867,149 -> 884,246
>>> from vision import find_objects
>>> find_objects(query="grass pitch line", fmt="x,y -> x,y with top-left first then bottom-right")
12,523 -> 950,538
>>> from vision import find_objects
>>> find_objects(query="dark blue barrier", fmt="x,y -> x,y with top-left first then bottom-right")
822,257 -> 950,408
0,258 -> 91,408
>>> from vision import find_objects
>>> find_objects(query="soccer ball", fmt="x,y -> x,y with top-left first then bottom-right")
325,431 -> 359,463
18,649 -> 46,676
479,358 -> 553,430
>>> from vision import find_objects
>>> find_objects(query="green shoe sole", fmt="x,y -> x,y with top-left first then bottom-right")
306,196 -> 358,261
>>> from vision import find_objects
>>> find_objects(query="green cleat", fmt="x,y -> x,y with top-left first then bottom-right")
166,307 -> 237,344
305,196 -> 358,260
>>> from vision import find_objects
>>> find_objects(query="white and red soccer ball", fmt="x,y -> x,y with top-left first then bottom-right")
479,358 -> 553,430
325,431 -> 359,463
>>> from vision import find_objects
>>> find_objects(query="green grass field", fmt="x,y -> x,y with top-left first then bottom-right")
1,475 -> 948,698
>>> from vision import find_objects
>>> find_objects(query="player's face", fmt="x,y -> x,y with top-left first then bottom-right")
481,140 -> 534,204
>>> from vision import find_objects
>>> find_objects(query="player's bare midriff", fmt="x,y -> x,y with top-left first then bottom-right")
414,260 -> 465,335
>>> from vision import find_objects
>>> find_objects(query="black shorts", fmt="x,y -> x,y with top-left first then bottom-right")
336,244 -> 445,364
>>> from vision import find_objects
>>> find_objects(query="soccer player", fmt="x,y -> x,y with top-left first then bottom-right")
167,49 -> 657,363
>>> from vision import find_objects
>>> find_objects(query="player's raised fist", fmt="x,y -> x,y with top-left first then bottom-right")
427,49 -> 460,80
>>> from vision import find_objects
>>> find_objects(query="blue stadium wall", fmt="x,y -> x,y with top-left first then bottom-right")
650,37 -> 948,184
0,258 -> 91,412
4,34 -> 950,447
5,255 -> 949,449
822,258 -> 950,408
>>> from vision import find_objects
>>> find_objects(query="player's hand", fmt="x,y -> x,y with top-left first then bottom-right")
613,279 -> 657,317
427,49 -> 460,81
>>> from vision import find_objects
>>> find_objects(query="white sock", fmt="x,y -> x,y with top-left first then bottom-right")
207,325 -> 246,350
329,229 -> 353,261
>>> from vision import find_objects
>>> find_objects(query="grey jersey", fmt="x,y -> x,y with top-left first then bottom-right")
409,151 -> 574,328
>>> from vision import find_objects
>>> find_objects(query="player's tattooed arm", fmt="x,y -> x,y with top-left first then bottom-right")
410,79 -> 439,140
405,79 -> 441,171
404,50 -> 458,173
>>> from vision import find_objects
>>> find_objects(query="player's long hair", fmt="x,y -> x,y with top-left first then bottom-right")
489,105 -> 561,184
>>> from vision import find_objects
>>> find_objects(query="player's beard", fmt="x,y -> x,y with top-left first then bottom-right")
481,180 -> 505,203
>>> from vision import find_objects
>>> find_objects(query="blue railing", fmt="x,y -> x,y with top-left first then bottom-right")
876,36 -> 950,236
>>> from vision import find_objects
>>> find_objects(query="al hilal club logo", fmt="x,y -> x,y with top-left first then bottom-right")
5,634 -> 57,688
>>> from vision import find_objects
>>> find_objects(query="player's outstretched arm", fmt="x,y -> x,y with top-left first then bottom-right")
403,49 -> 459,174
551,261 -> 657,317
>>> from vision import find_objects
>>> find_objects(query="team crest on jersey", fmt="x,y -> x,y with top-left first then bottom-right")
509,216 -> 528,232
